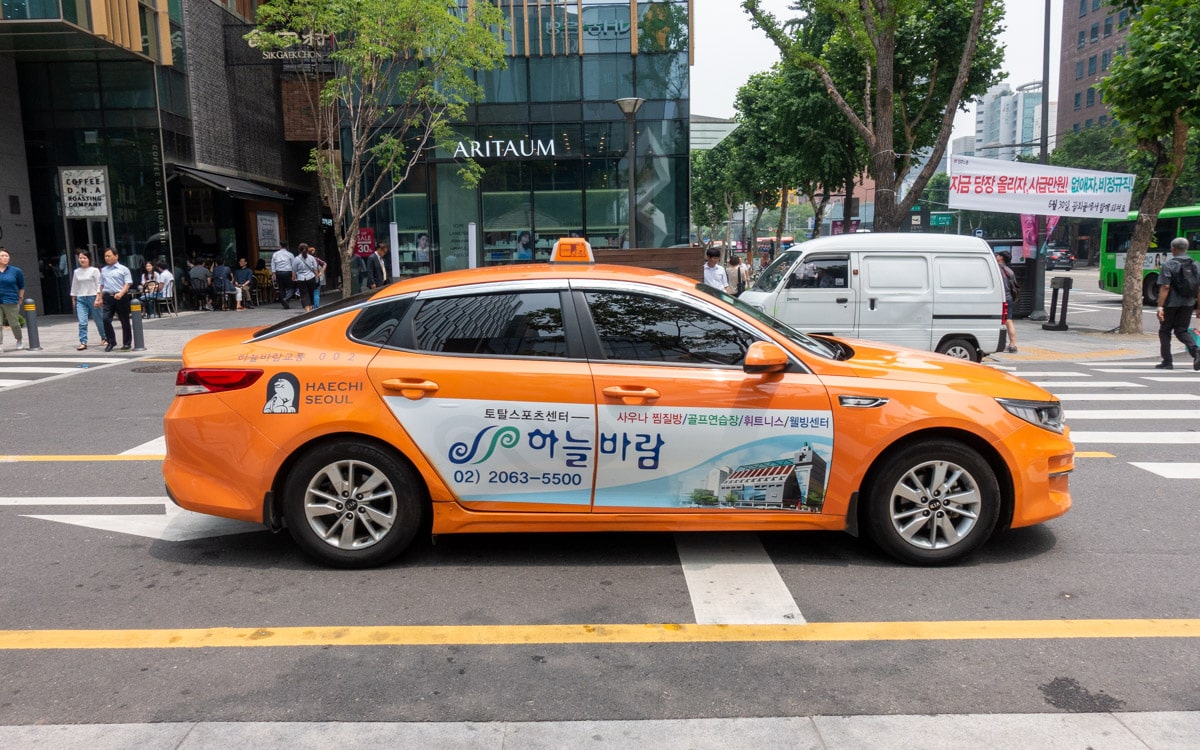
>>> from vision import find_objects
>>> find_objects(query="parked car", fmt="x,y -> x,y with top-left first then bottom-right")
164,240 -> 1073,569
737,234 -> 1006,361
1046,249 -> 1075,270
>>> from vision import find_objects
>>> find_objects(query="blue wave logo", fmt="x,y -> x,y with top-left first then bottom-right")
449,426 -> 520,465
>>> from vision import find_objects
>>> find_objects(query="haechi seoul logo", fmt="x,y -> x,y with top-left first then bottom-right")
451,138 -> 556,160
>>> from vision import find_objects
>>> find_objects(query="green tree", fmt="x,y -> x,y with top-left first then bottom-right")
247,0 -> 505,291
1098,0 -> 1200,333
690,142 -> 747,249
745,0 -> 1005,231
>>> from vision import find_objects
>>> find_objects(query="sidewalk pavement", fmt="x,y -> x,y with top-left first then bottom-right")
2,712 -> 1199,749
4,302 -> 1174,363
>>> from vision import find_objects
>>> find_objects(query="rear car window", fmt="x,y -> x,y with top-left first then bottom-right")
411,291 -> 569,358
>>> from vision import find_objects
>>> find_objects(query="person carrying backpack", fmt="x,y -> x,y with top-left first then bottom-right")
1155,236 -> 1200,370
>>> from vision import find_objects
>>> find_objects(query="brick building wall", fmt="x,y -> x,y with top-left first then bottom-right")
180,0 -> 320,257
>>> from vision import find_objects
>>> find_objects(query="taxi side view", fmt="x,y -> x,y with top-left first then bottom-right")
164,240 -> 1073,568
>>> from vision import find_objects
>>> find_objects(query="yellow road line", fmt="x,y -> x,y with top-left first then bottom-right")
1,620 -> 1197,650
0,455 -> 164,463
1074,451 -> 1115,458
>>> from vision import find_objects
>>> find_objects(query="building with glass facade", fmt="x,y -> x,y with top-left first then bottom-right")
370,1 -> 692,276
1,0 -> 319,315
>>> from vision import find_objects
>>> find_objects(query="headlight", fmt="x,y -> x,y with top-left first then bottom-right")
996,398 -> 1065,434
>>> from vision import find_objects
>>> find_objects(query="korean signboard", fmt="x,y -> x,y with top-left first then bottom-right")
60,168 -> 110,218
949,155 -> 1134,218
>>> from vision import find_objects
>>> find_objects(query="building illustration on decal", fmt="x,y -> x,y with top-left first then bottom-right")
263,373 -> 300,414
686,443 -> 828,512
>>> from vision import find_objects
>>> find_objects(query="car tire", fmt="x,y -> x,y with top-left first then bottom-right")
282,440 -> 424,568
1142,274 -> 1160,306
864,440 -> 1000,565
936,337 -> 979,362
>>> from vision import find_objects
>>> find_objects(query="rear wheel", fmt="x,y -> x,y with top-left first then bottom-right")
936,337 -> 979,362
864,441 -> 1000,565
283,440 -> 424,568
1143,274 -> 1160,306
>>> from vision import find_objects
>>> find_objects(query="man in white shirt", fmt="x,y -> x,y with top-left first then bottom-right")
702,248 -> 730,293
270,243 -> 295,309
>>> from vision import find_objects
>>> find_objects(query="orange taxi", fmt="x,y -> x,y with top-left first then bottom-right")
163,239 -> 1073,568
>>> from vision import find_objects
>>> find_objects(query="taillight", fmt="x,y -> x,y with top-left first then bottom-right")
1002,301 -> 1009,323
175,368 -> 263,395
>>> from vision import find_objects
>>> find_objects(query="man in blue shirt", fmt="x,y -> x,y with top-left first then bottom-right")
97,247 -> 133,352
0,247 -> 26,353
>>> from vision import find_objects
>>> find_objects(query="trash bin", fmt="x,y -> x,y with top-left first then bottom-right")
1011,262 -> 1038,319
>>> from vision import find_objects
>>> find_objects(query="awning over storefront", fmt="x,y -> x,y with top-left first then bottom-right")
173,165 -> 292,202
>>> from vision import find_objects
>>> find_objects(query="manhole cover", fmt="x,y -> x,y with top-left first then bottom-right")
132,364 -> 182,374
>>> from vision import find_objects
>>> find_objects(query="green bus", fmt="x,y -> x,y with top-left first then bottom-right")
1098,204 -> 1200,304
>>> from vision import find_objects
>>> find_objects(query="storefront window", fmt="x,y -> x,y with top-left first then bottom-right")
100,63 -> 155,109
50,63 -> 101,110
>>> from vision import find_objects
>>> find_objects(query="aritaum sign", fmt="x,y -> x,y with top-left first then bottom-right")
452,138 -> 556,160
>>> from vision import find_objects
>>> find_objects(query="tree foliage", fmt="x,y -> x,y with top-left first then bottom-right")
690,143 -> 745,246
745,0 -> 1004,231
247,0 -> 505,290
1097,0 -> 1200,332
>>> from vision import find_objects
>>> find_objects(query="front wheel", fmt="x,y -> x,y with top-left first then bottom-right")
283,440 -> 424,568
936,337 -> 980,362
864,441 -> 1000,565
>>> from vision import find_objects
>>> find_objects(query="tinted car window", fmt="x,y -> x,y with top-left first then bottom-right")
349,298 -> 413,346
751,249 -> 801,292
584,291 -> 754,366
785,255 -> 850,289
412,291 -> 568,357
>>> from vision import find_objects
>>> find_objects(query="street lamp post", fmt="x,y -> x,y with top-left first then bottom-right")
1028,0 -> 1053,320
614,97 -> 645,249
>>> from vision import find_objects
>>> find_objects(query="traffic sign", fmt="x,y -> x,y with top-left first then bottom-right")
974,229 -> 985,238
930,213 -> 953,228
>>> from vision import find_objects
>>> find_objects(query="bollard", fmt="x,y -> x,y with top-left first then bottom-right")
21,298 -> 44,351
130,295 -> 147,351
1042,276 -> 1073,331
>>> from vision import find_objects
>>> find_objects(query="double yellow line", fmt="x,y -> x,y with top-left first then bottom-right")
1,619 -> 1196,650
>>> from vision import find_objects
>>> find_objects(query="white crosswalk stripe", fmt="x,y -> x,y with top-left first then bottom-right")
1130,463 -> 1200,479
0,354 -> 134,391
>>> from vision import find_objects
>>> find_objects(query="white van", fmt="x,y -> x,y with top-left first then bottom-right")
738,234 -> 1007,361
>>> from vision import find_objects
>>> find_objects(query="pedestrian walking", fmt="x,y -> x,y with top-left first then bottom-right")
0,247 -> 26,352
366,243 -> 388,289
292,244 -> 320,312
996,251 -> 1019,353
271,243 -> 295,309
1154,236 -> 1200,370
97,247 -> 133,352
69,250 -> 105,350
727,255 -> 750,295
702,247 -> 730,294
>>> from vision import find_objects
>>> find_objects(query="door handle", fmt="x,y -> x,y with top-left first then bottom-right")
382,378 -> 439,400
869,298 -> 877,310
835,297 -> 848,304
602,385 -> 661,405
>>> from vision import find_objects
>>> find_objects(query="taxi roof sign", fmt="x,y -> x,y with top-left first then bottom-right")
550,237 -> 595,264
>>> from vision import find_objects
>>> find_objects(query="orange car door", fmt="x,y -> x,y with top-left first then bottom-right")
575,285 -> 836,514
366,284 -> 598,512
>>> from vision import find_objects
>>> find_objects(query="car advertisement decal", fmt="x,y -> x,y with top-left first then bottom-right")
385,397 -> 833,511
594,406 -> 833,512
383,397 -> 595,505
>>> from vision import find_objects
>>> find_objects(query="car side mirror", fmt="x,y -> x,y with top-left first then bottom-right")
744,341 -> 788,374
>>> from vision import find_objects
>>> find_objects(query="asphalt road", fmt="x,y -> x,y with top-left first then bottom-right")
0,271 -> 1197,742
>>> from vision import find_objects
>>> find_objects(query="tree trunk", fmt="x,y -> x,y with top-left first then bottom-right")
842,173 -> 855,233
1118,117 -> 1191,334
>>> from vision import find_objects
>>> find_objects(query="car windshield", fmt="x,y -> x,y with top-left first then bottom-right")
694,283 -> 841,360
750,250 -> 802,292
252,287 -> 379,339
